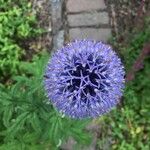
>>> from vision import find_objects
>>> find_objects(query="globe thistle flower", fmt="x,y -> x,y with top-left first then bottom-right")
44,40 -> 125,119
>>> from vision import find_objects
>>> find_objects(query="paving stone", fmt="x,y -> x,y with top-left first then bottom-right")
67,0 -> 106,13
69,28 -> 111,42
53,30 -> 64,51
68,12 -> 109,27
51,0 -> 64,34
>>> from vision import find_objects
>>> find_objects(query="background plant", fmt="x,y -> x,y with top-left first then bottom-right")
0,0 -> 42,82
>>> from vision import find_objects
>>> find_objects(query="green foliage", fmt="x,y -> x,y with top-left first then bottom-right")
0,0 -> 43,81
97,17 -> 150,150
0,53 -> 91,149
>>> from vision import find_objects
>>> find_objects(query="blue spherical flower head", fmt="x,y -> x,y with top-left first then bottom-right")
44,40 -> 125,119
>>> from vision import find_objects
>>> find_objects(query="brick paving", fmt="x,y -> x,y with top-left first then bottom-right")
68,12 -> 109,27
51,0 -> 111,51
67,0 -> 111,42
67,0 -> 106,13
69,28 -> 111,41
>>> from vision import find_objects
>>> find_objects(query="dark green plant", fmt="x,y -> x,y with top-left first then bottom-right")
0,53 -> 91,150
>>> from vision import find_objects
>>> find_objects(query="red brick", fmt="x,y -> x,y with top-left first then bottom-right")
69,28 -> 111,42
67,0 -> 106,13
68,12 -> 109,27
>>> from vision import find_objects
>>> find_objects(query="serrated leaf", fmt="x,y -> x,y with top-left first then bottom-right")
23,132 -> 39,143
6,112 -> 29,138
3,105 -> 13,127
30,112 -> 42,133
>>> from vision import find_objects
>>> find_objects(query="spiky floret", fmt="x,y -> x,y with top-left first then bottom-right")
44,40 -> 125,119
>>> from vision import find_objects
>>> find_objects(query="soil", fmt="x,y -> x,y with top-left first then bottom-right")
105,0 -> 150,45
24,0 -> 52,60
